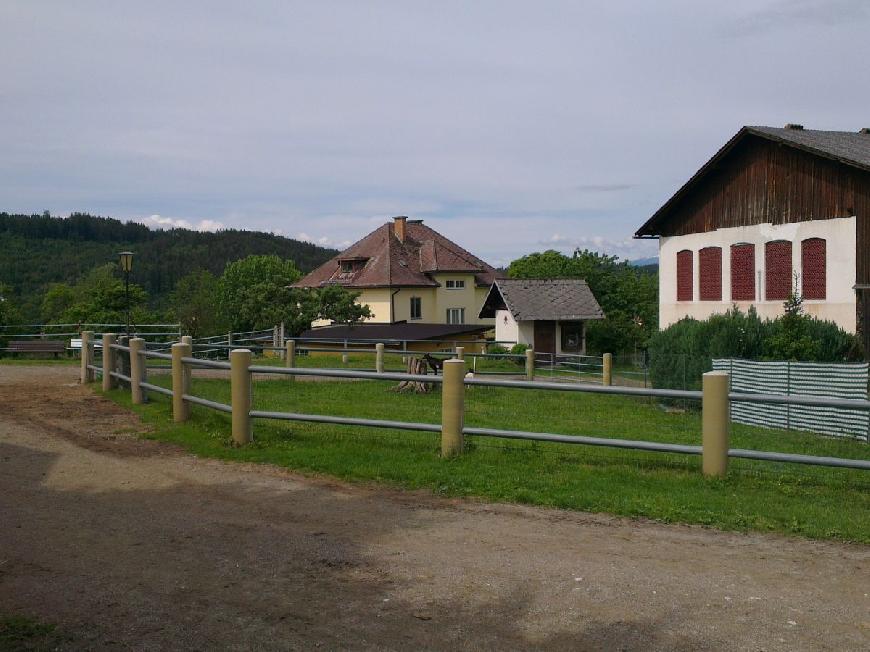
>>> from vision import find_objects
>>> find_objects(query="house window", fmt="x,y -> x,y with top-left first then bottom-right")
730,243 -> 755,301
445,280 -> 465,289
801,238 -> 826,300
410,296 -> 422,320
676,250 -> 693,301
340,261 -> 353,273
765,240 -> 792,300
699,247 -> 722,301
446,308 -> 465,324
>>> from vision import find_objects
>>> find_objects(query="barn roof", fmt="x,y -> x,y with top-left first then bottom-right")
635,125 -> 870,238
295,218 -> 502,289
478,279 -> 605,321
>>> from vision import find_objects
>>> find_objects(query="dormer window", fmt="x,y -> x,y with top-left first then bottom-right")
337,256 -> 368,277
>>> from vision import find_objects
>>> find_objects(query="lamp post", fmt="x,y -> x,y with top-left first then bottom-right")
119,251 -> 134,336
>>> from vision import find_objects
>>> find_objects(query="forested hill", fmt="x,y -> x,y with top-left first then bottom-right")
1,212 -> 337,319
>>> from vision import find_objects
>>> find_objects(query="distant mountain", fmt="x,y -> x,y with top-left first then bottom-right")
628,256 -> 659,268
0,212 -> 337,320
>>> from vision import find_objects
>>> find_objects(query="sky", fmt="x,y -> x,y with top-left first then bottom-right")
2,1 -> 870,267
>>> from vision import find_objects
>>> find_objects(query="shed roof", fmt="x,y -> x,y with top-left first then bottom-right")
635,126 -> 870,238
295,219 -> 502,288
478,279 -> 605,321
298,322 -> 489,343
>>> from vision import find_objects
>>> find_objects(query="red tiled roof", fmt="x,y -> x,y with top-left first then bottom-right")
295,220 -> 502,288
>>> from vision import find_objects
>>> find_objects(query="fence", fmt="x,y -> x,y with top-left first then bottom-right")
79,331 -> 870,476
712,359 -> 870,441
0,323 -> 181,355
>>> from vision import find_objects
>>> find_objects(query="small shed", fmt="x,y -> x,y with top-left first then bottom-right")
478,279 -> 604,356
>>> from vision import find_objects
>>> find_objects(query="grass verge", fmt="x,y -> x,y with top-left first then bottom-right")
0,616 -> 70,651
104,374 -> 870,543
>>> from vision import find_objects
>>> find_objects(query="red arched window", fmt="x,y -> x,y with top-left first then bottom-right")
699,247 -> 722,301
677,250 -> 692,301
730,243 -> 755,301
801,238 -> 826,300
765,240 -> 792,300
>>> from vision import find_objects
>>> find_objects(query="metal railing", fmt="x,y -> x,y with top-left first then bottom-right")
80,332 -> 870,475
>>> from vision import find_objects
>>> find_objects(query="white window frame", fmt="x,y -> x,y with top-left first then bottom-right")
446,307 -> 465,324
410,296 -> 422,321
445,279 -> 465,290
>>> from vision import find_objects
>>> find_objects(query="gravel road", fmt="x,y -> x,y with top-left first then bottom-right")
0,364 -> 867,651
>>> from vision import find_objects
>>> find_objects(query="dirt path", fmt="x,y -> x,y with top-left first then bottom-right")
0,365 -> 867,651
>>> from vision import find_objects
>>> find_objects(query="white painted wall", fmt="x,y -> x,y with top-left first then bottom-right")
659,216 -> 856,332
493,309 -> 534,346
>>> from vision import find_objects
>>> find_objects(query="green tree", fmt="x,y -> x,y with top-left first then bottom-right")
281,286 -> 373,337
315,284 -> 372,326
40,264 -> 149,325
218,255 -> 303,331
171,269 -> 226,338
0,283 -> 17,326
507,249 -> 658,354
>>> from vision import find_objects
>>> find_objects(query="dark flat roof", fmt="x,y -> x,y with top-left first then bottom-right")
299,322 -> 489,342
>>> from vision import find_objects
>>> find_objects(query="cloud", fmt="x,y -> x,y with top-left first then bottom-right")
727,0 -> 869,35
140,214 -> 225,232
574,183 -> 636,193
295,232 -> 351,250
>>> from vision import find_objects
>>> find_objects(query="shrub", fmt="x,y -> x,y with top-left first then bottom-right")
486,344 -> 509,355
510,343 -> 529,365
648,301 -> 862,390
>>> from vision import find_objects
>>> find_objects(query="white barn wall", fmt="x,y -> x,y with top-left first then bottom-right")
659,216 -> 856,332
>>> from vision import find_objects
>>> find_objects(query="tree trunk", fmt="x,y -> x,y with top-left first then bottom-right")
392,357 -> 432,393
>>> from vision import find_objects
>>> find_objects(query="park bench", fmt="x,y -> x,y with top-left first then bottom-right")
5,340 -> 67,358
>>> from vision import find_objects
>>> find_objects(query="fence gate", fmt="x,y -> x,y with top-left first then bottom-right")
712,359 -> 869,440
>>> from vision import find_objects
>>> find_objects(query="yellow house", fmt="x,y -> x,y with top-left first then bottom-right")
295,216 -> 502,330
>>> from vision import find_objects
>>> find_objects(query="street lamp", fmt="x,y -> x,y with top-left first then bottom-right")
119,251 -> 134,336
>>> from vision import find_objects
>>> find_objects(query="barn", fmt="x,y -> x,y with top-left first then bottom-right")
635,124 -> 870,353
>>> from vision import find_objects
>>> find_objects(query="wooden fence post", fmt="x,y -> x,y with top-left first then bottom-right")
81,331 -> 94,384
129,338 -> 145,404
441,358 -> 466,457
702,371 -> 730,478
102,333 -> 116,391
376,342 -> 385,373
603,353 -> 613,386
181,335 -> 193,347
525,348 -> 535,381
285,339 -> 296,381
231,348 -> 252,445
455,346 -> 464,361
171,342 -> 191,422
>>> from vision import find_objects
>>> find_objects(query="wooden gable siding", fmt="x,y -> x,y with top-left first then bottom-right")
660,136 -> 868,234
659,135 -> 870,285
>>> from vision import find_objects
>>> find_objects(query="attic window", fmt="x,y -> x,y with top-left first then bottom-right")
338,257 -> 367,276
446,280 -> 465,289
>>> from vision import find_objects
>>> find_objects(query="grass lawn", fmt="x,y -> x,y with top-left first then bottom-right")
103,369 -> 870,544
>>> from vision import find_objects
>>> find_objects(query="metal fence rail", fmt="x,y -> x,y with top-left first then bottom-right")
81,334 -> 870,476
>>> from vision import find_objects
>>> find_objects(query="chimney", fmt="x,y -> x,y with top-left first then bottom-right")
784,123 -> 805,130
859,128 -> 870,135
393,216 -> 407,242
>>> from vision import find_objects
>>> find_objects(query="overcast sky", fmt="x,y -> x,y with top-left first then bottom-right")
2,1 -> 869,266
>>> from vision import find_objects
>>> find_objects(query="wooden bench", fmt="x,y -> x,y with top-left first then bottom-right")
5,340 -> 67,358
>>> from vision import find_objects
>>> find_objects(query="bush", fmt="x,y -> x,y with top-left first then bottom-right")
486,344 -> 508,355
648,302 -> 862,390
510,343 -> 529,366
